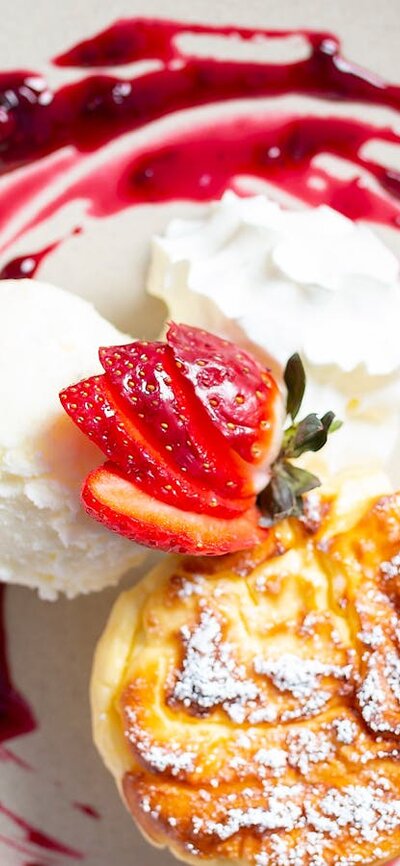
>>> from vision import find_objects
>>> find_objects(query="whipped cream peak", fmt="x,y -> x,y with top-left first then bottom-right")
149,193 -> 400,479
151,192 -> 400,376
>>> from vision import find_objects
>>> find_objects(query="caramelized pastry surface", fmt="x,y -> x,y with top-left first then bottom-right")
91,473 -> 400,866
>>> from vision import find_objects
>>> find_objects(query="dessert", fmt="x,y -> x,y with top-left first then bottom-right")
91,470 -> 400,866
0,279 -> 144,599
61,324 -> 340,554
149,192 -> 400,479
0,14 -> 399,866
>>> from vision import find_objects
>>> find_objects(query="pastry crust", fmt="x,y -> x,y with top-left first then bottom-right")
91,470 -> 400,866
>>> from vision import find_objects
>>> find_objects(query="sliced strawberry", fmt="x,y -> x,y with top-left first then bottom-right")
99,341 -> 253,498
82,462 -> 266,555
167,323 -> 283,468
60,376 -> 252,518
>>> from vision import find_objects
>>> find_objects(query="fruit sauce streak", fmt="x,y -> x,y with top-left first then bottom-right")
0,16 -> 399,272
0,587 -> 35,747
0,803 -> 83,862
0,228 -> 82,279
0,241 -> 61,280
72,803 -> 101,821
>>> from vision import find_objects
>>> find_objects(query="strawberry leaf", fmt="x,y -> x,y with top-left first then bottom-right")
258,462 -> 320,525
284,353 -> 305,421
284,410 -> 338,458
282,463 -> 321,496
258,471 -> 297,526
257,354 -> 341,526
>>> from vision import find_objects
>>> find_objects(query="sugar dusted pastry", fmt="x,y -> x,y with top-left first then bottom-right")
0,279 -> 144,598
91,470 -> 400,866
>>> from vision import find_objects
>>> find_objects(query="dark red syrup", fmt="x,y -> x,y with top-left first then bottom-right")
0,240 -> 61,279
72,803 -> 101,820
0,228 -> 82,280
0,16 -> 398,263
0,803 -> 83,860
0,587 -> 35,746
8,111 -> 398,247
0,21 -> 399,174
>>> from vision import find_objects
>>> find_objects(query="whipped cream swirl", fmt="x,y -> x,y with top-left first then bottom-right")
149,193 -> 400,479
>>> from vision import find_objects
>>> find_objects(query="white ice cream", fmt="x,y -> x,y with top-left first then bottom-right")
149,192 -> 400,481
0,280 -> 144,599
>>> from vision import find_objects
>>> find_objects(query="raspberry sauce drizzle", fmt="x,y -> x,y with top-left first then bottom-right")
0,803 -> 83,861
0,587 -> 35,746
0,16 -> 398,263
0,22 -> 399,175
0,241 -> 61,280
0,228 -> 82,280
72,803 -> 101,820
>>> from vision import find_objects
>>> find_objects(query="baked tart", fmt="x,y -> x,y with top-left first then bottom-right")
91,470 -> 400,866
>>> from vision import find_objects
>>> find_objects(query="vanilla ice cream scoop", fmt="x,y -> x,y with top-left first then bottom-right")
0,279 -> 144,599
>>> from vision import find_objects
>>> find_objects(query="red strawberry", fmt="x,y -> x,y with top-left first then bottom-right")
167,323 -> 283,470
60,375 -> 251,518
82,462 -> 266,555
99,340 -> 253,497
59,322 -> 299,557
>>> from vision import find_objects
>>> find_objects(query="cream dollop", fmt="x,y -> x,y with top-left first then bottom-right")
148,193 -> 400,479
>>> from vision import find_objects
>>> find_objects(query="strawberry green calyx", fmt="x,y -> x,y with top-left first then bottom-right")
257,353 -> 342,526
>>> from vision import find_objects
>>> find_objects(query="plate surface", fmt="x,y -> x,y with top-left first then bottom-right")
0,1 -> 399,864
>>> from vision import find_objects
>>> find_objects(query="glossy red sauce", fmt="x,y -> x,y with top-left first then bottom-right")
7,113 -> 397,264
0,803 -> 83,861
0,16 -> 398,272
0,240 -> 62,279
0,588 -> 35,746
0,228 -> 82,279
0,21 -> 398,175
72,803 -> 101,820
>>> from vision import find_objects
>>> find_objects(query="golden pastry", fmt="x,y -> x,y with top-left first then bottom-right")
91,470 -> 400,866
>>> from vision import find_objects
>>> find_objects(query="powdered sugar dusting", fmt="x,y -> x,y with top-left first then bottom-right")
385,651 -> 400,703
191,782 -> 400,848
254,654 -> 352,698
269,830 -> 326,866
254,748 -> 288,776
381,553 -> 400,579
176,575 -> 205,599
287,729 -> 333,775
193,785 -> 303,840
332,718 -> 358,744
358,650 -> 400,735
309,785 -> 400,842
125,712 -> 196,776
141,744 -> 195,775
173,610 -> 259,719
254,653 -> 352,719
358,625 -> 385,647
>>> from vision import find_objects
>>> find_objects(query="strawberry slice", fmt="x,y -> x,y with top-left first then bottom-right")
99,341 -> 253,497
167,323 -> 283,468
60,376 -> 251,518
82,462 -> 266,555
59,325 -> 334,556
